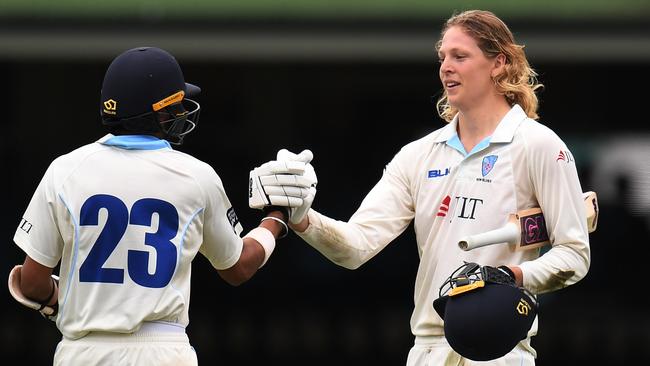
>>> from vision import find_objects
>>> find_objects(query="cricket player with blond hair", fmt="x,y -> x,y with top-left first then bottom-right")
251,10 -> 591,365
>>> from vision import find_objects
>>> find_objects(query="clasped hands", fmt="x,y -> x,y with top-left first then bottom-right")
249,149 -> 317,226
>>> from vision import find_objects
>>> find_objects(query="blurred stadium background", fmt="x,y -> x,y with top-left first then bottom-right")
1,1 -> 649,364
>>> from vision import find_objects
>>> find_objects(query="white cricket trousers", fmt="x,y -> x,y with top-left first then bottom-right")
406,336 -> 535,366
53,321 -> 198,366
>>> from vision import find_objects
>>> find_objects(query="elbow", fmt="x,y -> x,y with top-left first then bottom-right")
563,248 -> 592,287
330,255 -> 365,270
223,274 -> 251,287
225,278 -> 246,287
322,246 -> 374,270
223,269 -> 249,286
218,264 -> 256,287
575,251 -> 591,284
228,269 -> 255,286
339,261 -> 363,270
569,240 -> 591,284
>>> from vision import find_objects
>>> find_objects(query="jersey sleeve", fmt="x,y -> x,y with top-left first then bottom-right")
198,167 -> 244,270
13,162 -> 64,268
296,147 -> 416,269
518,125 -> 591,294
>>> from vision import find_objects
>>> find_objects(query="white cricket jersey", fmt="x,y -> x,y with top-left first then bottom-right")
297,104 -> 590,338
14,134 -> 244,340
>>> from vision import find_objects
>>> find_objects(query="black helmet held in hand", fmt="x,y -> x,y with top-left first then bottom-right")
100,46 -> 201,145
433,262 -> 538,361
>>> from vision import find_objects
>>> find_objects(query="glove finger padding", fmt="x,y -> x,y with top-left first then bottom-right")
259,174 -> 316,188
289,186 -> 316,224
277,148 -> 314,164
263,185 -> 311,198
249,160 -> 315,210
8,265 -> 59,320
275,148 -> 318,224
256,160 -> 308,176
276,149 -> 318,186
267,195 -> 304,208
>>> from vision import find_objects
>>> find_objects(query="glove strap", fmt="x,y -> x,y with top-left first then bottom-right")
497,265 -> 515,279
481,265 -> 516,286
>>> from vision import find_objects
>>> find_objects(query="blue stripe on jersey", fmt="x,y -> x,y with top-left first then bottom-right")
177,208 -> 204,269
447,134 -> 492,157
58,193 -> 79,319
102,135 -> 171,150
172,208 -> 204,293
517,346 -> 525,365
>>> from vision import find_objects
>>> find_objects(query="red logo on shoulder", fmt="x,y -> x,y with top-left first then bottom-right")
556,150 -> 574,163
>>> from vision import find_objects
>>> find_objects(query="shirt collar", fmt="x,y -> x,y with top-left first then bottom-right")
433,104 -> 528,144
98,134 -> 172,150
490,104 -> 528,143
433,117 -> 459,143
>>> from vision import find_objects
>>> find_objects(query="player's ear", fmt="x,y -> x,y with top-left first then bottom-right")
491,53 -> 507,78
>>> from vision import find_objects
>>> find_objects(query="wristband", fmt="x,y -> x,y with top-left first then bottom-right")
243,227 -> 276,268
260,216 -> 289,239
263,205 -> 289,223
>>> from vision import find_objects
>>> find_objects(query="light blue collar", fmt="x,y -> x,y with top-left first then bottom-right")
447,133 -> 492,157
99,134 -> 171,150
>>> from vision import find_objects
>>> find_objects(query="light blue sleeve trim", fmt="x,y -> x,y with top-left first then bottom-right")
176,208 -> 204,274
57,193 -> 79,322
170,207 -> 204,295
101,135 -> 171,150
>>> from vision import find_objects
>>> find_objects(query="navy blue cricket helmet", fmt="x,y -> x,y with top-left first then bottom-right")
433,262 -> 538,361
100,46 -> 201,145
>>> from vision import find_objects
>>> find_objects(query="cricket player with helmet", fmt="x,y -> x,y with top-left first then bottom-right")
250,10 -> 592,365
8,46 -> 314,365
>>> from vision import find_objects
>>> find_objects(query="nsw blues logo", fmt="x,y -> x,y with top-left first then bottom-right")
481,155 -> 498,177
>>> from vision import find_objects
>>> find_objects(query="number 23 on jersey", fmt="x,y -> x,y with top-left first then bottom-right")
79,194 -> 179,288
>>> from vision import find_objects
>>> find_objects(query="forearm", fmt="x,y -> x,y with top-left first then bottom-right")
518,243 -> 590,294
294,209 -> 395,270
9,257 -> 59,320
20,256 -> 57,305
219,209 -> 288,286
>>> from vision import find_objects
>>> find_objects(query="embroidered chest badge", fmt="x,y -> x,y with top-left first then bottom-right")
481,155 -> 498,177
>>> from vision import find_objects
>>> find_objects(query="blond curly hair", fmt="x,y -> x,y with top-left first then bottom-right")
435,10 -> 543,122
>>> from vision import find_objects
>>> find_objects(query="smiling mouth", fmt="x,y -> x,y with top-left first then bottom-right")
445,81 -> 460,89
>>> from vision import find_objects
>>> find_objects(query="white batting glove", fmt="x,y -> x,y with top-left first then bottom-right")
276,149 -> 318,224
8,265 -> 59,321
249,159 -> 316,210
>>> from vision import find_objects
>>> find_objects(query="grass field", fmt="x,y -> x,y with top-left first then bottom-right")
1,0 -> 648,20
